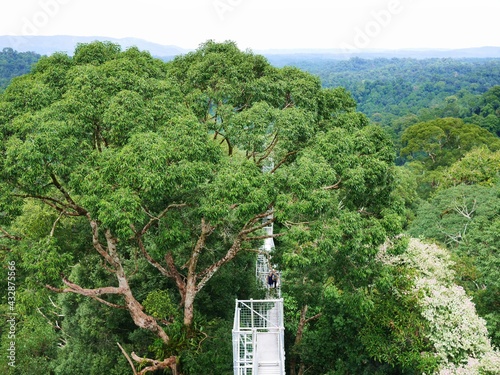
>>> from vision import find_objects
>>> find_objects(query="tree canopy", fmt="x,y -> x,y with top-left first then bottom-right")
0,48 -> 41,92
1,41 -> 498,375
0,40 -> 402,374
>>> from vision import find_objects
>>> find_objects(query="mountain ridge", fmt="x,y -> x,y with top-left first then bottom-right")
1,35 -> 500,60
0,35 -> 187,57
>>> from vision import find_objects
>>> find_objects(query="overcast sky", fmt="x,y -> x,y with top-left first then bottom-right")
1,0 -> 499,51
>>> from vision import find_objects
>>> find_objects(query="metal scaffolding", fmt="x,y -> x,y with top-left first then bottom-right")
232,299 -> 285,375
233,208 -> 285,375
255,220 -> 281,299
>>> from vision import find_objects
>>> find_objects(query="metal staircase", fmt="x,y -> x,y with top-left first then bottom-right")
233,214 -> 285,375
232,299 -> 285,375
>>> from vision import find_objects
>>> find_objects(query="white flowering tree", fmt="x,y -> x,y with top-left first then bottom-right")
379,238 -> 500,374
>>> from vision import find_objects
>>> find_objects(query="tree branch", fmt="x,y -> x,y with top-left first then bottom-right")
196,211 -> 274,290
270,151 -> 298,174
165,252 -> 187,304
49,172 -> 87,216
196,237 -> 242,291
12,194 -> 80,216
130,222 -> 173,279
256,133 -> 279,165
129,204 -> 188,296
187,218 -> 215,278
0,227 -> 22,241
131,353 -> 177,375
304,312 -> 322,324
134,229 -> 172,278
453,198 -> 476,219
140,203 -> 187,236
290,305 -> 322,375
244,233 -> 285,242
117,342 -> 138,375
45,278 -> 126,309
241,214 -> 275,236
321,179 -> 342,190
50,211 -> 64,237
88,216 -> 117,268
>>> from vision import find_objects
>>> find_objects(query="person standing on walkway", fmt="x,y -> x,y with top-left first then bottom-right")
268,271 -> 274,288
271,270 -> 278,288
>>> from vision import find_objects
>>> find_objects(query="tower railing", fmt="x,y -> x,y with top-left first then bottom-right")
232,299 -> 285,375
233,159 -> 285,374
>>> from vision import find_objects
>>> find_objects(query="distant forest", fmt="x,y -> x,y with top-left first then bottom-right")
0,48 -> 40,92
287,57 -> 500,137
2,49 -> 499,141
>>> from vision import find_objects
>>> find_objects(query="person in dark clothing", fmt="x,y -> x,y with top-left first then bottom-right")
268,271 -> 274,288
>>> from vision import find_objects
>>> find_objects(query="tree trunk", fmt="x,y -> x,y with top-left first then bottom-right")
183,278 -> 197,326
119,275 -> 170,344
290,305 -> 321,375
290,305 -> 308,375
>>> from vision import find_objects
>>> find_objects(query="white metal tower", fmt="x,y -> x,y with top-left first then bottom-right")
233,211 -> 285,375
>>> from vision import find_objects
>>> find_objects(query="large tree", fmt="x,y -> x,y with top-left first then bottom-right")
1,40 -> 391,374
1,40 -> 431,374
400,117 -> 500,198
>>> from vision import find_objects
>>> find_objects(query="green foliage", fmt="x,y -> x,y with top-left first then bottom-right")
400,239 -> 500,373
463,86 -> 500,136
408,184 -> 499,248
400,118 -> 500,198
2,40 -> 392,374
401,118 -> 500,167
440,146 -> 500,188
0,314 -> 58,374
73,41 -> 122,65
179,318 -> 233,375
0,48 -> 40,92
53,343 -> 130,375
4,40 -> 497,375
143,290 -> 178,320
290,57 -> 500,134
370,276 -> 427,369
407,149 -> 500,354
47,265 -> 138,375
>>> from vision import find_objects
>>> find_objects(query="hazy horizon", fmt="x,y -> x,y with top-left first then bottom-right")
1,0 -> 499,52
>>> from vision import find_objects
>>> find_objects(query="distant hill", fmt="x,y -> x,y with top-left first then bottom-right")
263,47 -> 500,66
0,48 -> 40,92
1,35 -> 500,61
0,35 -> 187,58
259,46 -> 500,58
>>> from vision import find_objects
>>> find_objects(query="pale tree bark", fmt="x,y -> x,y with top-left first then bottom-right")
135,208 -> 283,327
182,217 -> 214,326
0,226 -> 22,251
181,211 -> 282,327
43,173 -> 283,373
41,176 -> 176,373
0,226 -> 22,241
131,352 -> 177,375
47,221 -> 171,345
46,207 -> 176,374
47,218 -> 174,373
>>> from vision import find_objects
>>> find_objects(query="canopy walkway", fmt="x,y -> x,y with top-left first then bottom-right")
233,216 -> 286,375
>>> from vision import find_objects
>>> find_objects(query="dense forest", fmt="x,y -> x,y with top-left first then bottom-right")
0,41 -> 499,375
274,58 -> 500,144
0,48 -> 40,92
